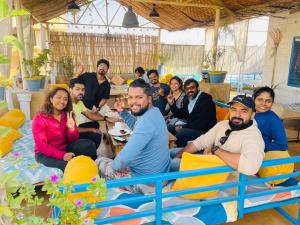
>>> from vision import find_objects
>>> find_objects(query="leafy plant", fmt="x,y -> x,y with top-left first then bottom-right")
58,56 -> 74,77
0,171 -> 106,225
0,0 -> 29,65
23,49 -> 51,77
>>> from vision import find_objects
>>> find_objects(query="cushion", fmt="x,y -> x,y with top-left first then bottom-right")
216,105 -> 229,122
0,139 -> 12,157
63,156 -> 104,219
258,151 -> 294,185
171,152 -> 230,200
0,109 -> 25,129
0,126 -> 23,157
48,83 -> 69,90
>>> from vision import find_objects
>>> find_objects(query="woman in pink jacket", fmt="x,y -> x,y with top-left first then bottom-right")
33,87 -> 97,171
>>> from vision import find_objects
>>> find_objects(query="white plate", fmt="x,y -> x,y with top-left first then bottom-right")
108,128 -> 131,136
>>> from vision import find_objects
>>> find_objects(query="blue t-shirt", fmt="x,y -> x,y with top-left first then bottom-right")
112,107 -> 171,176
254,110 -> 288,151
150,83 -> 170,116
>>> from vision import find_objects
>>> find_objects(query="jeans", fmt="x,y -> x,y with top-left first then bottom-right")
169,148 -> 183,172
79,121 -> 101,148
35,139 -> 97,171
168,125 -> 204,147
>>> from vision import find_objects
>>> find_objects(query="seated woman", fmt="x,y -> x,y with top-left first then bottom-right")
253,86 -> 288,152
33,87 -> 97,172
165,76 -> 189,127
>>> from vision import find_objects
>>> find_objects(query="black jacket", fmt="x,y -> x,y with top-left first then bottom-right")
184,92 -> 217,132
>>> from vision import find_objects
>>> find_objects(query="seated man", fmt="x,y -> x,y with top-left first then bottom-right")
147,69 -> 170,116
171,95 -> 265,176
96,79 -> 171,193
69,78 -> 112,148
169,78 -> 217,147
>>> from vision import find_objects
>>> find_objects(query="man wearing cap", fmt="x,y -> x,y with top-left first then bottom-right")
170,95 -> 265,175
74,59 -> 111,112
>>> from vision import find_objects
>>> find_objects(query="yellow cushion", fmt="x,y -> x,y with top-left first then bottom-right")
48,83 -> 68,90
63,156 -> 103,219
171,152 -> 230,200
0,109 -> 25,129
0,139 -> 12,157
0,126 -> 22,157
258,151 -> 294,185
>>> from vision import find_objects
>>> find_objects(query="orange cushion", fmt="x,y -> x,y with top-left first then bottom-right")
216,105 -> 229,122
0,109 -> 25,129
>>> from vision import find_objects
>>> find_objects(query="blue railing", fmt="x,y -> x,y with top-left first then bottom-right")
52,156 -> 300,225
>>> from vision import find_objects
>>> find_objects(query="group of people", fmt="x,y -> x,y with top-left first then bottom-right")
32,58 -> 289,193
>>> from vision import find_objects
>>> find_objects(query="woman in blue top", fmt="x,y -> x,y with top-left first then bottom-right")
253,86 -> 288,152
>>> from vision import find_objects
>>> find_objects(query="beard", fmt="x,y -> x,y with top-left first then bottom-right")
229,117 -> 253,130
131,105 -> 149,116
187,91 -> 198,100
76,94 -> 83,100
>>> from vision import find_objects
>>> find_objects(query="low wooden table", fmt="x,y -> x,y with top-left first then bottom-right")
272,103 -> 300,142
106,121 -> 176,157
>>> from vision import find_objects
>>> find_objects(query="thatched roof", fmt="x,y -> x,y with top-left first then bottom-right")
20,0 -> 300,30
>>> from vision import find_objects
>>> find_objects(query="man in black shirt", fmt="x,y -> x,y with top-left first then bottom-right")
74,59 -> 111,111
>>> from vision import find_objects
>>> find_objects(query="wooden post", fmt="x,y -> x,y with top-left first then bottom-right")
212,8 -> 220,71
14,0 -> 26,88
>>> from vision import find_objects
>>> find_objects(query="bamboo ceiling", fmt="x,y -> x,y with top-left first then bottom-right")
20,0 -> 300,30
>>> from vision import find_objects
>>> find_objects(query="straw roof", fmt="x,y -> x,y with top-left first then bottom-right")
20,0 -> 300,30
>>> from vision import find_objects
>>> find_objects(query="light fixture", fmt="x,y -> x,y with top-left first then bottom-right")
122,6 -> 139,28
149,4 -> 159,18
67,0 -> 80,16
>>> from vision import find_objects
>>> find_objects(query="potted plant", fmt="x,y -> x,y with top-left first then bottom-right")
56,56 -> 74,84
203,47 -> 227,84
23,49 -> 51,91
0,75 -> 13,101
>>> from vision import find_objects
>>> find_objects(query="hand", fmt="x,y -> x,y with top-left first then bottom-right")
166,118 -> 171,124
158,88 -> 165,96
114,98 -> 125,112
116,169 -> 130,177
75,64 -> 85,76
63,152 -> 75,161
175,125 -> 182,132
67,111 -> 76,130
167,94 -> 175,105
92,107 -> 99,113
204,147 -> 212,155
91,128 -> 101,134
106,116 -> 121,123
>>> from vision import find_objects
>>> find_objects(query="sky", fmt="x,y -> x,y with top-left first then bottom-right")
64,0 -> 269,47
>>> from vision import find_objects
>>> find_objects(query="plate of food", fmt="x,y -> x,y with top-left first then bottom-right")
108,128 -> 131,136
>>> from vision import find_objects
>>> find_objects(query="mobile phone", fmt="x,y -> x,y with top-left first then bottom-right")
113,136 -> 127,143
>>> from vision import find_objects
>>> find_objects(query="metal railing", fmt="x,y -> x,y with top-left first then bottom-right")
52,156 -> 300,225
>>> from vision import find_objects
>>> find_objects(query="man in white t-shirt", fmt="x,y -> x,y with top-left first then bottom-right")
171,95 -> 265,175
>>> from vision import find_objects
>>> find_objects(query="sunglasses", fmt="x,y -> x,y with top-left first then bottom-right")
219,129 -> 232,145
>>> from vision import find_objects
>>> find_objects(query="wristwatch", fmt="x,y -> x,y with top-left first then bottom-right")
211,146 -> 219,155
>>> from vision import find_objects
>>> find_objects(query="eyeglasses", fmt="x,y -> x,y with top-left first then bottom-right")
256,98 -> 273,104
219,129 -> 232,145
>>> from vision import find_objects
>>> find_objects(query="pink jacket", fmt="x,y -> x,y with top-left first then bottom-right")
32,112 -> 79,160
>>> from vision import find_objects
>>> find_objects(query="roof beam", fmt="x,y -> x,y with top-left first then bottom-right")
131,0 -> 223,9
208,0 -> 236,18
237,0 -> 297,12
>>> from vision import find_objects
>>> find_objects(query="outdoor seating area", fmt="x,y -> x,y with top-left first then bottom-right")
2,0 -> 300,225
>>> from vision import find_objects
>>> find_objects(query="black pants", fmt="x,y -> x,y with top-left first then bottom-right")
168,124 -> 204,147
35,139 -> 97,172
79,121 -> 101,148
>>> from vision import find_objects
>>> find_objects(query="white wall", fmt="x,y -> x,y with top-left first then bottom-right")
262,11 -> 300,103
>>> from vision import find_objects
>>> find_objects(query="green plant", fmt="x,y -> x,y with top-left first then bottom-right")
58,56 -> 74,77
0,170 -> 106,225
0,0 -> 29,65
23,49 -> 51,78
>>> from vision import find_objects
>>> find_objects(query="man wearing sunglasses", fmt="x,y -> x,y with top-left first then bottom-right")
171,95 -> 265,175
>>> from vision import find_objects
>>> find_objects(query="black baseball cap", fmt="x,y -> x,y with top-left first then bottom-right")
227,95 -> 256,111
